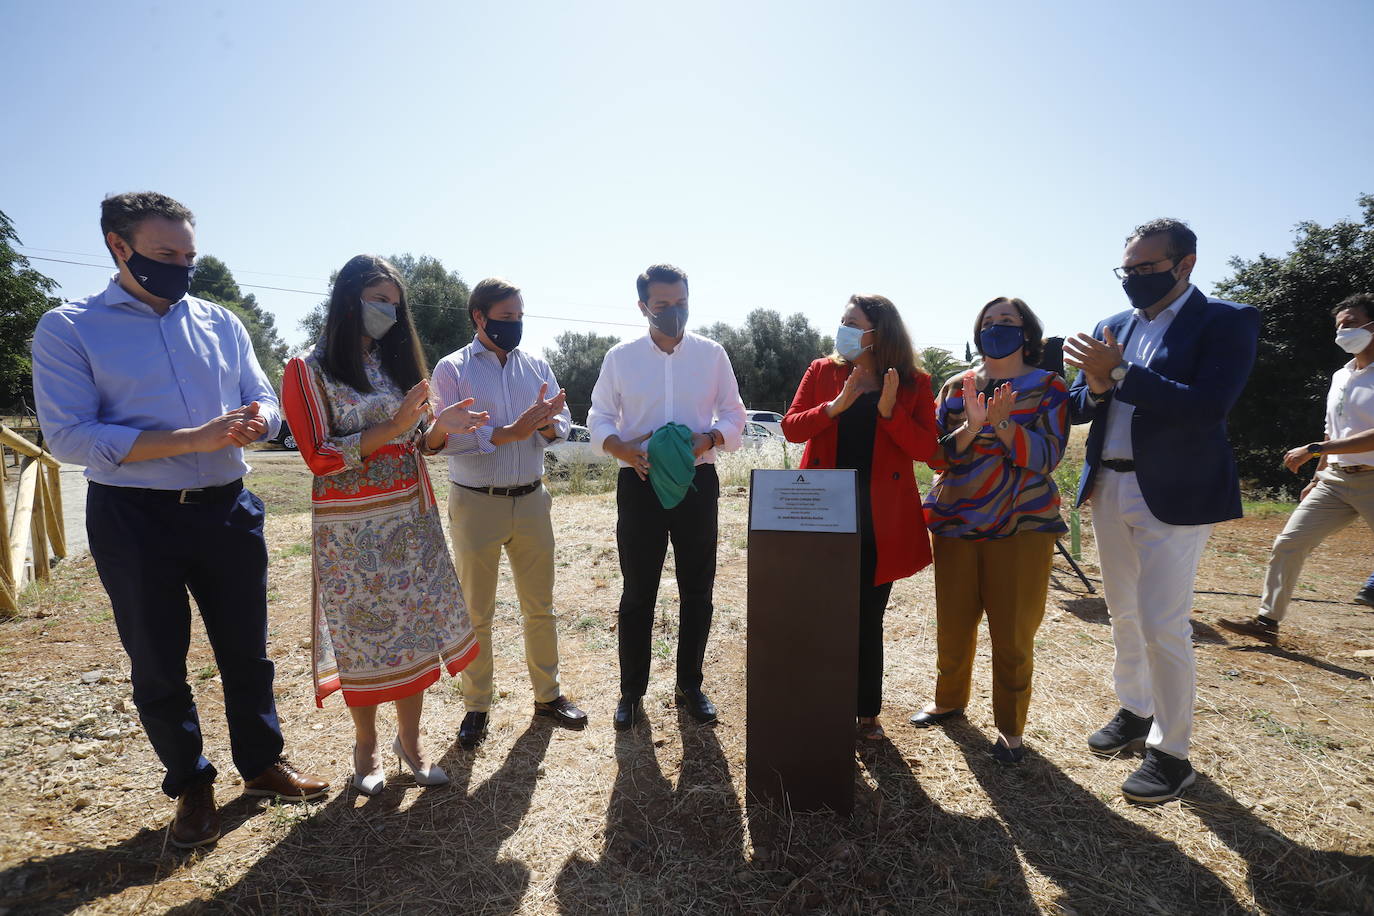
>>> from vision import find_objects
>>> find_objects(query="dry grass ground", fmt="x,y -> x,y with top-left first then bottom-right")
1,446 -> 1372,915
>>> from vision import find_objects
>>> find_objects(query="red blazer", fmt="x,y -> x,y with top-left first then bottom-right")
781,358 -> 938,585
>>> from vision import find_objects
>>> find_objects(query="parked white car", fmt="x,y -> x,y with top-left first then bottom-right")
544,424 -> 609,470
742,420 -> 779,450
745,409 -> 783,437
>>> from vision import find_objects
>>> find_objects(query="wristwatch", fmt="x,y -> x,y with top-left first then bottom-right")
706,429 -> 724,448
1306,442 -> 1325,455
996,418 -> 1011,431
1109,362 -> 1129,383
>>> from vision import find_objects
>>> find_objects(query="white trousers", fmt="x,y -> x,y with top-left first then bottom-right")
1090,469 -> 1213,759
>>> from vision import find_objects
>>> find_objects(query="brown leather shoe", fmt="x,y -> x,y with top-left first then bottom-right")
170,781 -> 220,849
243,757 -> 330,802
534,695 -> 589,729
1217,615 -> 1279,644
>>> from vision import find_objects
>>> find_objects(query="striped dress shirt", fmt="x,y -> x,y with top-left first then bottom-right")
430,337 -> 571,488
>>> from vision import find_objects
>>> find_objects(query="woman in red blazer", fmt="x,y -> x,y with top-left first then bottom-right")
781,294 -> 938,740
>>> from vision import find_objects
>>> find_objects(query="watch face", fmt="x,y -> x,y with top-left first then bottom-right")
1110,365 -> 1127,381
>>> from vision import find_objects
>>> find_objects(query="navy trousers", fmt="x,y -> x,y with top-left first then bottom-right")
615,464 -> 719,699
86,481 -> 284,798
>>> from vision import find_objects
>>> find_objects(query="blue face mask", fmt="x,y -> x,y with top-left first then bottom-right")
979,324 -> 1024,359
483,317 -> 523,352
835,325 -> 870,361
124,248 -> 195,302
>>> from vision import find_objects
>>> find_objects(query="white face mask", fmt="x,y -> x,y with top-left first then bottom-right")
835,324 -> 870,361
1335,321 -> 1374,355
362,299 -> 398,340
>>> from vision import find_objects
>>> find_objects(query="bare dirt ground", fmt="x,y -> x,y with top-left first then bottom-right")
1,455 -> 1372,915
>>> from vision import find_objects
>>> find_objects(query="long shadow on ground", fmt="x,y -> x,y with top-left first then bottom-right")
554,710 -> 745,914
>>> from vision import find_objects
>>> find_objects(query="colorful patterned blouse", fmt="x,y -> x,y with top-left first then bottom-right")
924,368 -> 1069,539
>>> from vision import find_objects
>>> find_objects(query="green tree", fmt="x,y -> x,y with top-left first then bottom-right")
1216,193 -> 1374,496
0,210 -> 61,412
699,309 -> 832,412
189,255 -> 290,386
298,254 -> 473,370
918,346 -> 969,390
543,330 -> 621,423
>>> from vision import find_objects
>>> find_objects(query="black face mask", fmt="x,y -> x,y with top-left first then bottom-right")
483,317 -> 523,352
1121,269 -> 1180,311
123,247 -> 195,302
646,305 -> 688,338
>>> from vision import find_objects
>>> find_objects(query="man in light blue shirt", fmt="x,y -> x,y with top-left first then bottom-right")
425,277 -> 586,747
31,192 -> 327,849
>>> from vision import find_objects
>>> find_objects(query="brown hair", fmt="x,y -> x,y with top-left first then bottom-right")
469,277 -> 521,321
321,254 -> 428,394
972,296 -> 1045,366
99,191 -> 195,264
830,294 -> 921,387
636,264 -> 688,303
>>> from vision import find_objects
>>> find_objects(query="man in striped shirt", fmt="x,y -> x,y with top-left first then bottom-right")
426,278 -> 587,747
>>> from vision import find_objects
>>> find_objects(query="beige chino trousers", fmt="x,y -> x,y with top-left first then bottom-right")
448,484 -> 561,711
1260,465 -> 1374,621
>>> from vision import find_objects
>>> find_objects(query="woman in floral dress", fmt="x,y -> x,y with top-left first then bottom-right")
282,254 -> 487,794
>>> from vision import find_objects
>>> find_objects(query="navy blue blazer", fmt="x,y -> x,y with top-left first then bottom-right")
1068,287 -> 1261,526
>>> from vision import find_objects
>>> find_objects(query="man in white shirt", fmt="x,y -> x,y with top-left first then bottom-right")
426,278 -> 586,748
1220,292 -> 1374,640
587,264 -> 747,730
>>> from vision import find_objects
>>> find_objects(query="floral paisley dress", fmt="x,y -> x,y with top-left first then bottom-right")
282,345 -> 478,707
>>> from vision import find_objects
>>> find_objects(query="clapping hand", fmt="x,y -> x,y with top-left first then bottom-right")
985,382 -> 1015,428
828,365 -> 869,417
877,368 -> 899,418
433,397 -> 489,436
392,380 -> 432,433
960,373 -> 987,428
195,402 -> 263,452
1062,327 -> 1123,393
512,383 -> 566,439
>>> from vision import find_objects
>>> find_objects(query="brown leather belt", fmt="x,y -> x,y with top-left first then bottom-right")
1336,464 -> 1373,473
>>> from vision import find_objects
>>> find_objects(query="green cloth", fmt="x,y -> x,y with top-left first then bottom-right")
647,423 -> 698,510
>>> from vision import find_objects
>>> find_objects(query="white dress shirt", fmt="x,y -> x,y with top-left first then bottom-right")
430,337 -> 571,487
1101,285 -> 1192,462
587,331 -> 747,467
1325,358 -> 1374,467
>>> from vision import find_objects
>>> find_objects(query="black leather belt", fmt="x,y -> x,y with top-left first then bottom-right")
456,481 -> 541,498
1101,458 -> 1136,472
91,479 -> 243,505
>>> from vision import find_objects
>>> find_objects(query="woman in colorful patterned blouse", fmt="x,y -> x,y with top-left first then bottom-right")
910,297 -> 1069,765
282,255 -> 488,795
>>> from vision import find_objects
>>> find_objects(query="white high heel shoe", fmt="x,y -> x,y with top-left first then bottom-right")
393,736 -> 449,786
350,745 -> 386,796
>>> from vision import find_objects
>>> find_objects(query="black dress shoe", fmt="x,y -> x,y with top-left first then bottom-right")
908,707 -> 964,728
674,686 -> 718,724
535,695 -> 588,729
458,711 -> 489,749
613,697 -> 642,731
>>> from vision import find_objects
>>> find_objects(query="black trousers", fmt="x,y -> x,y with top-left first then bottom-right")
857,530 -> 894,718
87,481 -> 284,798
616,464 -> 720,699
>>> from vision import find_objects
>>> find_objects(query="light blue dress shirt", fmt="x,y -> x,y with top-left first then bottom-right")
31,276 -> 280,489
430,336 -> 571,488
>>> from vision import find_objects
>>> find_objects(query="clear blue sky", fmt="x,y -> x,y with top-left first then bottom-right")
4,0 -> 1372,365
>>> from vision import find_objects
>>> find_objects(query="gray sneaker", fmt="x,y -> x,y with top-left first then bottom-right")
1087,707 -> 1152,756
1122,748 -> 1195,804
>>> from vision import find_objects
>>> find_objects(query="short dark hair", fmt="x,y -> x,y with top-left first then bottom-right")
469,277 -> 521,321
321,254 -> 428,394
100,192 -> 195,263
636,264 -> 688,303
1332,292 -> 1374,322
1128,218 -> 1197,261
972,296 -> 1045,367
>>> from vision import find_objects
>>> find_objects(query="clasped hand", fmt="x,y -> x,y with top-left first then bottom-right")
195,401 -> 268,452
960,373 -> 1014,431
1062,327 -> 1124,393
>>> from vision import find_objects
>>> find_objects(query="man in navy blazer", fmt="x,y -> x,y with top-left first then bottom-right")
1064,218 -> 1259,804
